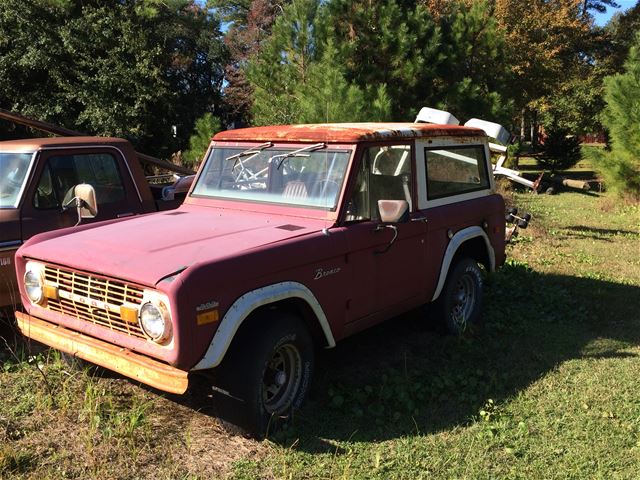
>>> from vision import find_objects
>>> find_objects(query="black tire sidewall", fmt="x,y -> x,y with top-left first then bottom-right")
437,258 -> 483,335
228,313 -> 314,437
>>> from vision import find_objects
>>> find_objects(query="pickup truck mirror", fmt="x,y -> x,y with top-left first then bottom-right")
377,200 -> 409,224
74,184 -> 98,219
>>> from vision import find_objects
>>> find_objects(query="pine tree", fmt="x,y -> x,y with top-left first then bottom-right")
326,0 -> 442,120
183,113 -> 222,167
246,0 -> 391,125
593,32 -> 640,199
435,0 -> 511,123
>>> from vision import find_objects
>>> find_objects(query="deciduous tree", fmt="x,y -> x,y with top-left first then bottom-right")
0,0 -> 225,158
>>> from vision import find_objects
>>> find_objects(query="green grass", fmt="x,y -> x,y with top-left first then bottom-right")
1,160 -> 639,479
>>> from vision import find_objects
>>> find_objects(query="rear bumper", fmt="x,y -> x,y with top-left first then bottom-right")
16,311 -> 189,395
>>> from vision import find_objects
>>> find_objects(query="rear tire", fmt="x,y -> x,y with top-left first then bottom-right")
434,257 -> 483,335
215,312 -> 314,438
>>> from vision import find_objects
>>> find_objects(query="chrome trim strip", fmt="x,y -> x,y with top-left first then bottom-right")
0,240 -> 22,252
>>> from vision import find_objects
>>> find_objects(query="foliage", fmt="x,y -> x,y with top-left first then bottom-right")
183,113 -> 222,167
538,126 -> 582,172
212,0 -> 287,126
581,0 -> 620,15
435,0 -> 512,123
604,3 -> 640,72
0,0 -> 225,158
247,0 -> 511,125
325,0 -> 510,122
591,32 -> 640,199
246,0 -> 391,125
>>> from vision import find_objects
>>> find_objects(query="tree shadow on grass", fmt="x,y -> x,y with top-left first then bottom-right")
564,225 -> 639,240
266,262 -> 640,451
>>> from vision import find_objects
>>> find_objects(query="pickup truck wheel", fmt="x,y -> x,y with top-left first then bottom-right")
220,313 -> 314,438
435,257 -> 483,335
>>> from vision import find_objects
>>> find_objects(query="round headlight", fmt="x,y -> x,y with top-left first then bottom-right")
139,301 -> 171,343
24,269 -> 44,305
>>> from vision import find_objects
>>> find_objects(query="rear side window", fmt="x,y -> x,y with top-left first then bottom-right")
34,153 -> 126,209
424,145 -> 490,200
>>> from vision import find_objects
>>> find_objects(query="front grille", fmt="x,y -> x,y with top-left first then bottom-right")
44,265 -> 147,339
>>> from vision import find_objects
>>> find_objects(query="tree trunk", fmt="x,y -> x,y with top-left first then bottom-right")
520,108 -> 526,140
530,110 -> 538,150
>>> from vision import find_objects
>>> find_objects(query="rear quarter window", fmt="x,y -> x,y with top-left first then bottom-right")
424,145 -> 490,200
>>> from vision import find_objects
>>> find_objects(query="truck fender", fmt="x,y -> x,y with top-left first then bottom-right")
191,281 -> 335,371
431,226 -> 495,302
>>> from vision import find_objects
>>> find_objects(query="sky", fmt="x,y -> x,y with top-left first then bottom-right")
593,0 -> 636,25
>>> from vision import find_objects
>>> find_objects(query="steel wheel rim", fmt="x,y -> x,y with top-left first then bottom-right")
262,343 -> 302,414
450,273 -> 476,332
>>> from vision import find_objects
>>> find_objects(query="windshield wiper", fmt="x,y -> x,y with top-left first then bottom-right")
225,142 -> 273,162
271,143 -> 327,170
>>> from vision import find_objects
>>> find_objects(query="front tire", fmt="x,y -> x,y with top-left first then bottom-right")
216,312 -> 314,438
434,257 -> 484,335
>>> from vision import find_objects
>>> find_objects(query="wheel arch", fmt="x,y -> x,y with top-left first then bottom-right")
431,226 -> 495,302
191,281 -> 335,371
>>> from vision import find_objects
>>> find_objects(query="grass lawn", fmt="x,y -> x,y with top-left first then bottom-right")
1,160 -> 639,479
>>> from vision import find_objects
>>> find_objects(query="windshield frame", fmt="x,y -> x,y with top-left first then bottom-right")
0,150 -> 37,209
190,142 -> 356,215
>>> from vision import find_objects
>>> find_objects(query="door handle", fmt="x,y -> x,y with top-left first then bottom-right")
117,212 -> 135,218
411,216 -> 427,223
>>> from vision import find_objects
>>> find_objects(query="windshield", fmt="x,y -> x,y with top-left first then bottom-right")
192,145 -> 352,210
0,152 -> 34,208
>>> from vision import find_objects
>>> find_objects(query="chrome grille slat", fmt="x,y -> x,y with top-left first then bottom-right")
43,265 -> 146,340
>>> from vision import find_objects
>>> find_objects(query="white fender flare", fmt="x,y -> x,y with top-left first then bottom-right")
191,281 -> 335,371
431,226 -> 495,302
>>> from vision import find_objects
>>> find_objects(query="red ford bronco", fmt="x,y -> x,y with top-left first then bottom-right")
14,121 -> 506,435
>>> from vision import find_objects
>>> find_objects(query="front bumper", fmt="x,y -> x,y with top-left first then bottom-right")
16,311 -> 189,395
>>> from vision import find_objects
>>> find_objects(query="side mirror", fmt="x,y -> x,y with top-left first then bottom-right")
377,200 -> 409,224
74,184 -> 98,219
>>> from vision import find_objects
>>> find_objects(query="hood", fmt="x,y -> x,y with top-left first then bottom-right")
21,205 -> 326,286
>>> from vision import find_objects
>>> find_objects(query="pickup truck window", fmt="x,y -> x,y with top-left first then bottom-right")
34,153 -> 126,209
192,146 -> 351,210
0,152 -> 33,208
345,144 -> 412,221
424,145 -> 490,200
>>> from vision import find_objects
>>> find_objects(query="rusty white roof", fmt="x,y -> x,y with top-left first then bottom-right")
213,123 -> 485,143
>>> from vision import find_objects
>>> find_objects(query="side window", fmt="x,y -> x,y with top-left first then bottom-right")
33,153 -> 126,209
345,144 -> 412,221
425,145 -> 490,200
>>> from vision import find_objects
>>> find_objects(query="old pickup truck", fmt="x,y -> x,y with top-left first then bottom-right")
14,121 -> 506,436
0,136 -> 192,310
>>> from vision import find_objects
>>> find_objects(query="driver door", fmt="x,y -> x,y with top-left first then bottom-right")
21,148 -> 136,240
343,143 -> 427,325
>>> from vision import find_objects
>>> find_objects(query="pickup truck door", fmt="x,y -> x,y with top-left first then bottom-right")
20,147 -> 144,240
343,143 -> 428,324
